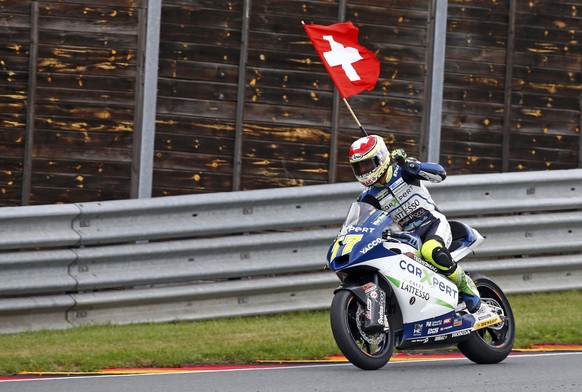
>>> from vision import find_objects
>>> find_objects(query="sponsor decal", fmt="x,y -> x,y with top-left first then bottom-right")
405,252 -> 439,273
426,320 -> 443,327
376,188 -> 391,200
399,208 -> 428,228
372,211 -> 390,226
443,317 -> 452,324
345,226 -> 376,234
406,321 -> 484,344
400,281 -> 430,300
400,259 -> 424,279
392,199 -> 421,224
410,338 -> 430,344
451,329 -> 471,338
360,237 -> 383,254
378,290 -> 386,325
397,187 -> 412,201
453,318 -> 463,327
399,260 -> 458,298
388,176 -> 405,190
474,316 -> 502,330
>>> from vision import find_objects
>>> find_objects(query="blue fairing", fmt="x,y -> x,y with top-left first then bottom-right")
449,221 -> 481,252
401,311 -> 476,342
326,202 -> 419,272
327,235 -> 391,271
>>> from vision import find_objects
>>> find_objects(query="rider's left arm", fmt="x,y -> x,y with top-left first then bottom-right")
391,148 -> 446,183
404,159 -> 446,183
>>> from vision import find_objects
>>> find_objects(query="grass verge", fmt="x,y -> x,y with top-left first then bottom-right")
0,290 -> 580,374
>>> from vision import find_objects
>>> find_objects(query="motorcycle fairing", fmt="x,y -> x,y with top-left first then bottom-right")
399,311 -> 475,349
398,305 -> 503,349
382,256 -> 459,323
449,221 -> 485,260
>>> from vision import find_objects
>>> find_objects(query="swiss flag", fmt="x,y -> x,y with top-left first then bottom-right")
303,21 -> 380,98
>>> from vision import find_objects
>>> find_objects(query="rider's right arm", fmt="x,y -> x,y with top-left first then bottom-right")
356,189 -> 382,210
357,191 -> 382,210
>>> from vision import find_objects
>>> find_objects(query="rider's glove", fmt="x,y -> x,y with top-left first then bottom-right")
391,149 -> 407,167
404,158 -> 421,175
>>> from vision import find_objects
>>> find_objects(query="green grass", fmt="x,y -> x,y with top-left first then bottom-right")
0,290 -> 580,375
510,290 -> 582,347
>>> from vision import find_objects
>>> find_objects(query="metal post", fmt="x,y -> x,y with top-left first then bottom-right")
232,0 -> 252,191
131,0 -> 161,199
502,0 -> 517,172
328,0 -> 347,183
422,0 -> 448,163
22,1 -> 39,206
579,91 -> 582,168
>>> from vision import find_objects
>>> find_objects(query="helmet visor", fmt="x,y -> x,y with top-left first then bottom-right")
351,157 -> 380,177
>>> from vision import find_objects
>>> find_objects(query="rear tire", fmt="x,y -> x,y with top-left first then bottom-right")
330,290 -> 394,370
457,274 -> 515,364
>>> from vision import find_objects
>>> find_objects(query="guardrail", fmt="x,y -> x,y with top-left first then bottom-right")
0,169 -> 581,334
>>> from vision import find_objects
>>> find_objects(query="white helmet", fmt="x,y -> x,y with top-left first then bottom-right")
349,135 -> 390,187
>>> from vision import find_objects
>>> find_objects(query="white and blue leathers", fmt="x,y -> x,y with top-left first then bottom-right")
356,159 -> 452,248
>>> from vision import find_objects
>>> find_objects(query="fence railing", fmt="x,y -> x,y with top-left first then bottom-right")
0,169 -> 581,334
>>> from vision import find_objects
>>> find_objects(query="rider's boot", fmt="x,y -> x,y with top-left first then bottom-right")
449,266 -> 481,313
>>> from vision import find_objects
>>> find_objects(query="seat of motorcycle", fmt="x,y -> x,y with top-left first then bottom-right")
448,221 -> 470,252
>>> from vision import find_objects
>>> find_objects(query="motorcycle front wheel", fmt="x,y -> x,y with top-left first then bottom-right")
457,274 -> 515,364
330,289 -> 394,370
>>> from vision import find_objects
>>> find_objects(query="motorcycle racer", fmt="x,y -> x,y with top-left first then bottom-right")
348,134 -> 481,313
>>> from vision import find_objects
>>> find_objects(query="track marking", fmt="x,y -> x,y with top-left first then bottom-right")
4,350 -> 582,383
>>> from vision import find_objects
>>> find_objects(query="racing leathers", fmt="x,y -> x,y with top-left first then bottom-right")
356,151 -> 481,312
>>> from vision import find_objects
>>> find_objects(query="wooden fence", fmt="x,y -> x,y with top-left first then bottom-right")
0,0 -> 580,207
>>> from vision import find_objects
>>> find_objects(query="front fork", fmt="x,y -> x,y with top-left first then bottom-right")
334,274 -> 388,333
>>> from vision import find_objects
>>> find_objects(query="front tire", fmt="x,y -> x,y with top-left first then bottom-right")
457,274 -> 515,364
330,289 -> 394,370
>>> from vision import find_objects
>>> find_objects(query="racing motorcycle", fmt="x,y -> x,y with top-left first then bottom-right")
327,201 -> 515,370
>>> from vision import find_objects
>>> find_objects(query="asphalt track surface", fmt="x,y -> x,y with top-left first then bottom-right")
1,350 -> 581,392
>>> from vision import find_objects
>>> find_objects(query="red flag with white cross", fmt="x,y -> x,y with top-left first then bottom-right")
303,21 -> 380,98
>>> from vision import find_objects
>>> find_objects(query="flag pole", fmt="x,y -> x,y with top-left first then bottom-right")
342,97 -> 368,137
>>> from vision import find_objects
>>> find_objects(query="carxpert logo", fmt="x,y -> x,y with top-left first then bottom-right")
399,260 -> 458,298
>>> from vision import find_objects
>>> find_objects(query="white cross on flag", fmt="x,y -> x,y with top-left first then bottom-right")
304,21 -> 380,98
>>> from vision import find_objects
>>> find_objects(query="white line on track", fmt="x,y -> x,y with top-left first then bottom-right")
1,351 -> 581,384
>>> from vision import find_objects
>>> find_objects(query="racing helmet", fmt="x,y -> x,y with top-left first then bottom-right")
348,135 -> 390,187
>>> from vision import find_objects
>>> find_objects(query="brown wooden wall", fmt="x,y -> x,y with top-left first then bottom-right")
0,0 -> 580,206
443,0 -> 581,173
0,0 -> 144,206
510,0 -> 581,171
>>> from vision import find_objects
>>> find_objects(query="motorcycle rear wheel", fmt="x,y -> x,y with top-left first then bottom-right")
330,289 -> 394,370
457,274 -> 515,364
